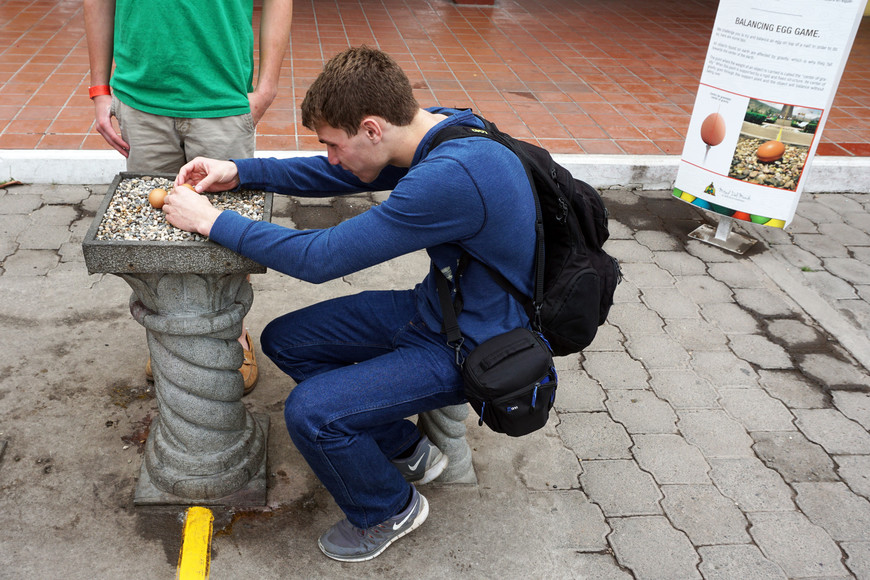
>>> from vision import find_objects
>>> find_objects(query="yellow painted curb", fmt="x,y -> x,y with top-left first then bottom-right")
177,507 -> 214,579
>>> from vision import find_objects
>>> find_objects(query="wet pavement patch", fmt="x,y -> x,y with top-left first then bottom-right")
606,192 -> 865,394
285,196 -> 373,229
109,381 -> 155,409
120,412 -> 154,454
135,507 -> 187,566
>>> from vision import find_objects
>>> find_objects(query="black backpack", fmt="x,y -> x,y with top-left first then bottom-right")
429,113 -> 621,356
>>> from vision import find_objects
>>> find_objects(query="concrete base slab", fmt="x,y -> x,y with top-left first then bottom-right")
688,223 -> 759,254
133,413 -> 270,507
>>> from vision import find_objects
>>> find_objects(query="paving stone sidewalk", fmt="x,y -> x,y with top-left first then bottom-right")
0,182 -> 868,579
586,188 -> 870,579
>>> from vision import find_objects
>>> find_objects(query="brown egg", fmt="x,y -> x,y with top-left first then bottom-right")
181,183 -> 195,191
756,140 -> 785,162
700,112 -> 726,146
148,187 -> 167,209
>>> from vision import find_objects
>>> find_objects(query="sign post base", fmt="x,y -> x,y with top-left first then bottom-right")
688,217 -> 758,255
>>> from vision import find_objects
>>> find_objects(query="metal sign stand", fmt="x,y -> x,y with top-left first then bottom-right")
688,216 -> 758,255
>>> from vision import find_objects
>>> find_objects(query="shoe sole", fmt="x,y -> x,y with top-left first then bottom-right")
318,495 -> 430,563
416,452 -> 449,485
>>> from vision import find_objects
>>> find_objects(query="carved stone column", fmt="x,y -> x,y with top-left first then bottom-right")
419,404 -> 476,483
83,173 -> 272,506
124,273 -> 265,501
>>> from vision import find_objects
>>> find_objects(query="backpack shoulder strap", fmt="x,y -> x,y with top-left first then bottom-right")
429,114 -> 546,328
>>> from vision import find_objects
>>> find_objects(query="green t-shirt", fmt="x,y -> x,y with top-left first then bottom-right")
111,0 -> 254,118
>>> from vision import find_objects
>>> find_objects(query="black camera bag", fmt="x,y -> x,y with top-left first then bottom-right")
435,260 -> 557,437
461,328 -> 556,437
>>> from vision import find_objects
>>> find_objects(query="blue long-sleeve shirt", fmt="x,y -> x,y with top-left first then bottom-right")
209,108 -> 536,348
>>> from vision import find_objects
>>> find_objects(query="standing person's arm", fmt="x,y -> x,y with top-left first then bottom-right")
248,0 -> 293,125
83,0 -> 129,156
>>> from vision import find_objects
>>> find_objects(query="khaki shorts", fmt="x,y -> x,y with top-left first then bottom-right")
113,96 -> 256,174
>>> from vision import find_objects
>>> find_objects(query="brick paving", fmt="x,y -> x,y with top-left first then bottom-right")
1,0 -> 868,157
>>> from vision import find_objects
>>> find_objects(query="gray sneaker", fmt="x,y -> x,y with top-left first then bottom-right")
318,487 -> 429,562
391,435 -> 448,484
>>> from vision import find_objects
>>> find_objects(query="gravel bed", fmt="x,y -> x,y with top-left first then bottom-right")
95,176 -> 265,241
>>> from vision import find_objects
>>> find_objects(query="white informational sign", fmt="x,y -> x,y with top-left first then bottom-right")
673,0 -> 867,228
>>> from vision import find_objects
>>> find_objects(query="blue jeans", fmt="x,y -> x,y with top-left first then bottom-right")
261,289 -> 465,529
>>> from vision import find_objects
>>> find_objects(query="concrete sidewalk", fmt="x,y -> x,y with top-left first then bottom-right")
1,181 -> 869,579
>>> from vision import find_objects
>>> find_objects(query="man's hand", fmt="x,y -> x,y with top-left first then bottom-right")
175,157 -> 241,192
248,87 -> 276,126
92,94 -> 129,156
162,184 -> 223,237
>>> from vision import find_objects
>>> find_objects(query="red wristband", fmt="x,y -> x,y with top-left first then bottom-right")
88,85 -> 111,99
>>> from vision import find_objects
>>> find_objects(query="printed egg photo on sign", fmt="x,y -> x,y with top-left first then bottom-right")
701,112 -> 726,147
756,139 -> 785,162
700,111 -> 727,164
727,98 -> 818,192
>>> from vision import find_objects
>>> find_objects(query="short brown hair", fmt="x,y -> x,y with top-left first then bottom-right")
301,46 -> 419,135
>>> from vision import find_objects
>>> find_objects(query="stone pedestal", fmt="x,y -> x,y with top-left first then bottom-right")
419,404 -> 477,483
83,173 -> 273,506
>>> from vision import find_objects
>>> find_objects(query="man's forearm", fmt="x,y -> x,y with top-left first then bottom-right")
83,0 -> 116,86
255,0 -> 293,98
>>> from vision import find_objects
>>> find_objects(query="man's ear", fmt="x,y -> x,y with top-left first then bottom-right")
360,117 -> 383,144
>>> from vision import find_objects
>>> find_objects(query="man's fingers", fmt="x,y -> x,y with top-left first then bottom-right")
191,172 -> 217,193
174,159 -> 238,192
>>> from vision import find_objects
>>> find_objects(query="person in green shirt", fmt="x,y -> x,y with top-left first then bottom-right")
84,0 -> 292,171
83,0 -> 293,393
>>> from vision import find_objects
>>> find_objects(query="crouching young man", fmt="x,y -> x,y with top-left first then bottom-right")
162,46 -> 537,562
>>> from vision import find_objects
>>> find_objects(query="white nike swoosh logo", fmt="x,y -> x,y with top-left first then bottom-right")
392,505 -> 416,530
408,455 -> 425,471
